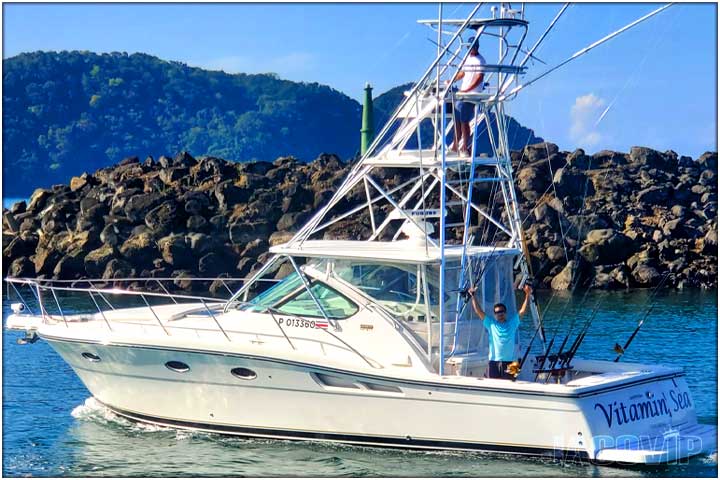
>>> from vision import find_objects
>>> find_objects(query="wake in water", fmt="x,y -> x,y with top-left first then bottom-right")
67,398 -> 717,476
702,450 -> 718,465
71,397 -> 190,439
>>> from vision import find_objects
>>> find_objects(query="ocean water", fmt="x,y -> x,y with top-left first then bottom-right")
2,289 -> 718,477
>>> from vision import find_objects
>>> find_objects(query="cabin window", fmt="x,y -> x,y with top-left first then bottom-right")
165,361 -> 190,373
230,367 -> 257,380
247,272 -> 305,311
276,282 -> 358,319
242,269 -> 357,319
333,261 -> 445,315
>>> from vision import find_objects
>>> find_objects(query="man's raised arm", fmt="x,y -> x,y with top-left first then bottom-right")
467,286 -> 486,320
518,284 -> 533,317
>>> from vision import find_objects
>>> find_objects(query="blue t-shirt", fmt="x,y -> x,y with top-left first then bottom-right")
483,314 -> 520,361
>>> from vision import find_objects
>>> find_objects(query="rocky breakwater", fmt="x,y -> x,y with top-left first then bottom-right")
513,144 -> 717,290
2,152 -> 351,294
2,144 -> 717,292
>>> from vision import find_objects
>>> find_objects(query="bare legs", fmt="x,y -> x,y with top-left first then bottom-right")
451,102 -> 474,156
460,122 -> 471,155
452,122 -> 472,156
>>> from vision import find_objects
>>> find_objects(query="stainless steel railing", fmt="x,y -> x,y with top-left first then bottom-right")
4,276 -> 382,369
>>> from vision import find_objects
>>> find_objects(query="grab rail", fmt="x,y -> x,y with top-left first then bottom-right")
4,276 -> 382,370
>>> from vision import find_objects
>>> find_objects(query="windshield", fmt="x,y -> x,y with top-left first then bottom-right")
333,261 -> 443,316
243,270 -> 358,319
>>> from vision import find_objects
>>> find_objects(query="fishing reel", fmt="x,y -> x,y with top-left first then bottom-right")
505,360 -> 521,379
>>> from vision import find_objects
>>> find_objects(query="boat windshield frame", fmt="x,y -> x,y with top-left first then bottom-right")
238,269 -> 360,320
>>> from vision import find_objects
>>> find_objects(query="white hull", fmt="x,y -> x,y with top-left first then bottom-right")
4,6 -> 717,467
41,332 -> 716,464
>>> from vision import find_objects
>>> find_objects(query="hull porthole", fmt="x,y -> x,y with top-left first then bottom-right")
165,361 -> 190,373
231,367 -> 257,380
81,352 -> 101,362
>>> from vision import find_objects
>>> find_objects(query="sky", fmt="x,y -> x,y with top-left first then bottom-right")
2,2 -> 717,158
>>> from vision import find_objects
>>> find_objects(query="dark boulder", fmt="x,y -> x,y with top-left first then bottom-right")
631,264 -> 662,286
198,252 -> 233,276
229,220 -> 272,245
215,180 -> 252,211
186,215 -> 209,232
173,151 -> 197,168
119,156 -> 140,166
53,249 -> 86,279
636,185 -> 670,205
3,233 -> 38,259
158,234 -> 194,268
662,218 -> 686,239
517,165 -> 549,201
582,228 -> 635,265
280,184 -> 314,213
8,256 -> 35,278
145,200 -> 184,236
159,166 -> 189,185
181,191 -> 211,216
629,146 -> 667,169
84,244 -> 116,277
125,192 -> 165,223
158,155 -> 173,169
523,142 -> 559,163
553,167 -> 594,199
545,245 -> 566,263
550,260 -> 584,290
186,232 -> 217,256
103,258 -> 134,280
276,210 -> 311,232
32,246 -> 62,276
26,188 -> 53,213
119,233 -> 156,267
697,151 -> 718,172
10,201 -> 27,214
591,150 -> 627,166
269,230 -> 294,246
241,238 -> 268,258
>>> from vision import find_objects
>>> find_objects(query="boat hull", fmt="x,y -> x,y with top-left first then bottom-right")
44,335 -> 716,465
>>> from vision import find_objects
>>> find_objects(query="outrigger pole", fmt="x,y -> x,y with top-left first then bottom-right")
499,3 -> 673,101
614,273 -> 670,362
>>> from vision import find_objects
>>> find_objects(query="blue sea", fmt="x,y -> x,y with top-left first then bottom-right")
2,289 -> 718,477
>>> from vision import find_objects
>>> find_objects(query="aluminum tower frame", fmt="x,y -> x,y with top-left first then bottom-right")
275,5 -> 540,373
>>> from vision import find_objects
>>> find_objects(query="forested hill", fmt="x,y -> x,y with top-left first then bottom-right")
2,51 -> 362,196
2,51 -> 542,196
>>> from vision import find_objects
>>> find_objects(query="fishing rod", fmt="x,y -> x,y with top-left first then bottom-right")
516,303 -> 548,374
533,336 -> 556,382
560,300 -> 602,370
613,273 -> 670,362
531,253 -> 592,382
541,283 -> 596,383
532,286 -> 580,381
545,298 -> 601,382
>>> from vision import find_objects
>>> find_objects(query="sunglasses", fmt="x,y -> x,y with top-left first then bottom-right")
494,310 -> 507,315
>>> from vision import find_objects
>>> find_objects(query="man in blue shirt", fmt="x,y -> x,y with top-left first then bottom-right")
468,284 -> 532,379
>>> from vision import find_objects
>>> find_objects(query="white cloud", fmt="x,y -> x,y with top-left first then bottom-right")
569,93 -> 606,148
195,52 -> 316,77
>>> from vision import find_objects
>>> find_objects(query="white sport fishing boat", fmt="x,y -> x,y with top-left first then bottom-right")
5,3 -> 717,465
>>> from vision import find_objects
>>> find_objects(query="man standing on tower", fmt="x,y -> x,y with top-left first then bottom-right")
451,38 -> 486,156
